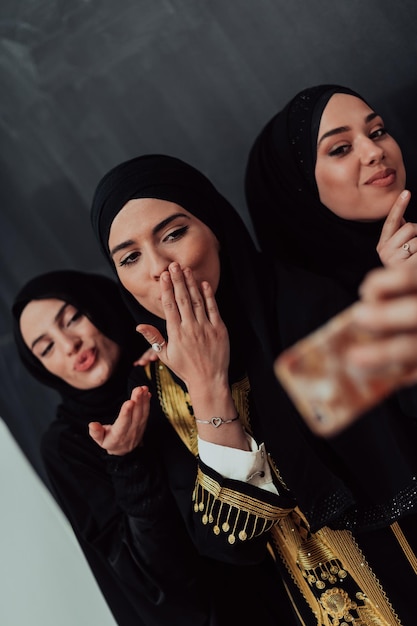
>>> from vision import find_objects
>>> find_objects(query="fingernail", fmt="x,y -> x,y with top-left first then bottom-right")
401,190 -> 409,199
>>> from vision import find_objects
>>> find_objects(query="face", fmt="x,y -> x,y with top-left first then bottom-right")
315,93 -> 406,221
108,198 -> 221,318
20,298 -> 121,389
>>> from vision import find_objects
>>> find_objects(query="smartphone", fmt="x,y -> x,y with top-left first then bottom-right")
274,302 -> 409,437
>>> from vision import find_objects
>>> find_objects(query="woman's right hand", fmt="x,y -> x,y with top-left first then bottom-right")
376,189 -> 417,266
88,385 -> 151,455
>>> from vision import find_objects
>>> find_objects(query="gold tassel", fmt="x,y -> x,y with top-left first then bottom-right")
390,521 -> 417,575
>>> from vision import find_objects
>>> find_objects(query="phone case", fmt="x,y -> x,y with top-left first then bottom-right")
274,303 -> 408,437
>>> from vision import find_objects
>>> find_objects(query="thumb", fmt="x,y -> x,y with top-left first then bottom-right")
88,421 -> 106,446
136,324 -> 166,352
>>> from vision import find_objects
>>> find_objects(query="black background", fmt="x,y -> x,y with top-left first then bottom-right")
1,0 -> 417,484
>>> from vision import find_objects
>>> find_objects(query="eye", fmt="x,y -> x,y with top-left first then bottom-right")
119,251 -> 141,267
40,341 -> 54,358
369,127 -> 388,140
62,306 -> 83,327
67,310 -> 83,326
163,225 -> 189,242
328,143 -> 351,157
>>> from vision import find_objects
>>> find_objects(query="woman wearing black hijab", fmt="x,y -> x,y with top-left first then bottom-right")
244,85 -> 417,624
90,153 -> 417,625
244,84 -> 417,292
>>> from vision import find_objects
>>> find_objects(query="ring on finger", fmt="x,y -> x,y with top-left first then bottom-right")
402,242 -> 412,257
151,341 -> 166,353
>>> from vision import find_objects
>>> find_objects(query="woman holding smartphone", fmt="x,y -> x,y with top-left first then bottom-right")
245,84 -> 417,625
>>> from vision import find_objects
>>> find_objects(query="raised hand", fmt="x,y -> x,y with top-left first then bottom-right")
137,262 -> 230,392
88,385 -> 151,455
137,262 -> 247,450
376,190 -> 417,266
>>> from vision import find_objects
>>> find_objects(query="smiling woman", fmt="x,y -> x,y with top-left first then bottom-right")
315,92 -> 406,221
245,84 -> 417,291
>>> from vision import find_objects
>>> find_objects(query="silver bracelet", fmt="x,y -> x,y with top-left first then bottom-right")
195,415 -> 240,428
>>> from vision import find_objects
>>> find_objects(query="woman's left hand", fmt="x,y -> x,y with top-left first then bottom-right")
137,262 -> 230,393
137,263 -> 248,450
376,190 -> 417,266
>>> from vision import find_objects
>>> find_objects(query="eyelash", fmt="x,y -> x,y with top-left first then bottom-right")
328,127 -> 388,157
40,343 -> 53,358
118,225 -> 189,268
67,310 -> 82,326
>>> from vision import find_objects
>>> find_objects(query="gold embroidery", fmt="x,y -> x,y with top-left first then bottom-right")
272,508 -> 403,625
154,364 -> 291,541
193,465 -> 293,543
155,363 -> 199,456
153,362 -> 406,624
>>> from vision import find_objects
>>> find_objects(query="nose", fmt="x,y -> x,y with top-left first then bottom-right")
60,333 -> 82,355
359,136 -> 384,166
147,248 -> 171,280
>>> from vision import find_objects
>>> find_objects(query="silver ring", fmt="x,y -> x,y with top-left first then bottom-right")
151,341 -> 165,353
402,242 -> 412,256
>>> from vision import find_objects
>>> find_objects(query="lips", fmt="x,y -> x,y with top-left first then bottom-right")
74,348 -> 97,372
365,168 -> 396,186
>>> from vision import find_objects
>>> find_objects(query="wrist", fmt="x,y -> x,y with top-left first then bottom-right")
188,382 -> 235,420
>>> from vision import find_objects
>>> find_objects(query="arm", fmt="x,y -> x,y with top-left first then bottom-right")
137,263 -> 250,450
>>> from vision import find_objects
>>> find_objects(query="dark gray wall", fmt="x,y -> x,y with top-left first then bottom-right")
1,0 -> 417,482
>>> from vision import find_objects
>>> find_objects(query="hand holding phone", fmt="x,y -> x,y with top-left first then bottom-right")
274,302 -> 410,437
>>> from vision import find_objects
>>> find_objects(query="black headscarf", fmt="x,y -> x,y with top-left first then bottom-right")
12,270 -> 146,423
245,84 -> 417,293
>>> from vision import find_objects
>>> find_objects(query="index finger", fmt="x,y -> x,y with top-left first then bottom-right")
378,190 -> 410,246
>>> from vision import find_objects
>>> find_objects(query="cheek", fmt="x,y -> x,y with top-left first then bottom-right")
316,163 -> 352,206
395,149 -> 406,187
115,267 -> 141,298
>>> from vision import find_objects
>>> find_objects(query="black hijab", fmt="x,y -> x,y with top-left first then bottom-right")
12,270 -> 146,423
245,84 -> 417,293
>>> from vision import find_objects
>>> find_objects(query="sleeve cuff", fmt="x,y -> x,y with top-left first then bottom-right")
197,434 -> 278,494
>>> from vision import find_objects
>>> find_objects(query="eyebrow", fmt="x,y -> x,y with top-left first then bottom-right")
110,212 -> 190,257
31,302 -> 69,350
317,112 -> 379,146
